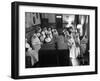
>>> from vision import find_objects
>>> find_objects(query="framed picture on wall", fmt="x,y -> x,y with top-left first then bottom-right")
11,1 -> 98,79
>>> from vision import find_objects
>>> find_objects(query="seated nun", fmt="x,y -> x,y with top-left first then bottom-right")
47,27 -> 52,33
45,34 -> 52,43
39,33 -> 45,42
41,31 -> 46,39
52,29 -> 58,36
52,28 -> 55,32
31,33 -> 41,51
47,27 -> 53,39
25,38 -> 39,66
36,32 -> 41,38
43,27 -> 48,34
38,27 -> 42,33
35,27 -> 42,37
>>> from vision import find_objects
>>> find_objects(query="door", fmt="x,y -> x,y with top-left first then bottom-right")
56,14 -> 62,29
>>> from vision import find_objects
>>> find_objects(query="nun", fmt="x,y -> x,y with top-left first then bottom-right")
67,27 -> 79,66
31,34 -> 42,62
25,38 -> 38,66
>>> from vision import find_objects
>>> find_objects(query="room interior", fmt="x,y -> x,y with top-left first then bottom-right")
25,12 -> 89,68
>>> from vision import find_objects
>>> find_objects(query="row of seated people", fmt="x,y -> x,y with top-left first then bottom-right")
25,25 -> 89,68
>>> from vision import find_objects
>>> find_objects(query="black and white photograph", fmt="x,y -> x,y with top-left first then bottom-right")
25,13 -> 90,68
11,1 -> 97,79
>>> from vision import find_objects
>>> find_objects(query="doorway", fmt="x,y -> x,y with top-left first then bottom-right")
55,14 -> 62,29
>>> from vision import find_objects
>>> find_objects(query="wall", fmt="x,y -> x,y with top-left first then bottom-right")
41,13 -> 56,28
48,14 -> 55,23
0,0 -> 99,81
41,13 -> 56,23
25,12 -> 41,28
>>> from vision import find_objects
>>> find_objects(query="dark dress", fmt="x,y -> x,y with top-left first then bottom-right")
56,35 -> 70,66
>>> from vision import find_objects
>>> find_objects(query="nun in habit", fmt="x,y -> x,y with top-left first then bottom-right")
25,39 -> 39,66
31,34 -> 42,62
47,27 -> 53,39
67,28 -> 79,66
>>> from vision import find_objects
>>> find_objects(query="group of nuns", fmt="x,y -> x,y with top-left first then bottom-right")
25,21 -> 88,66
25,27 -> 59,66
